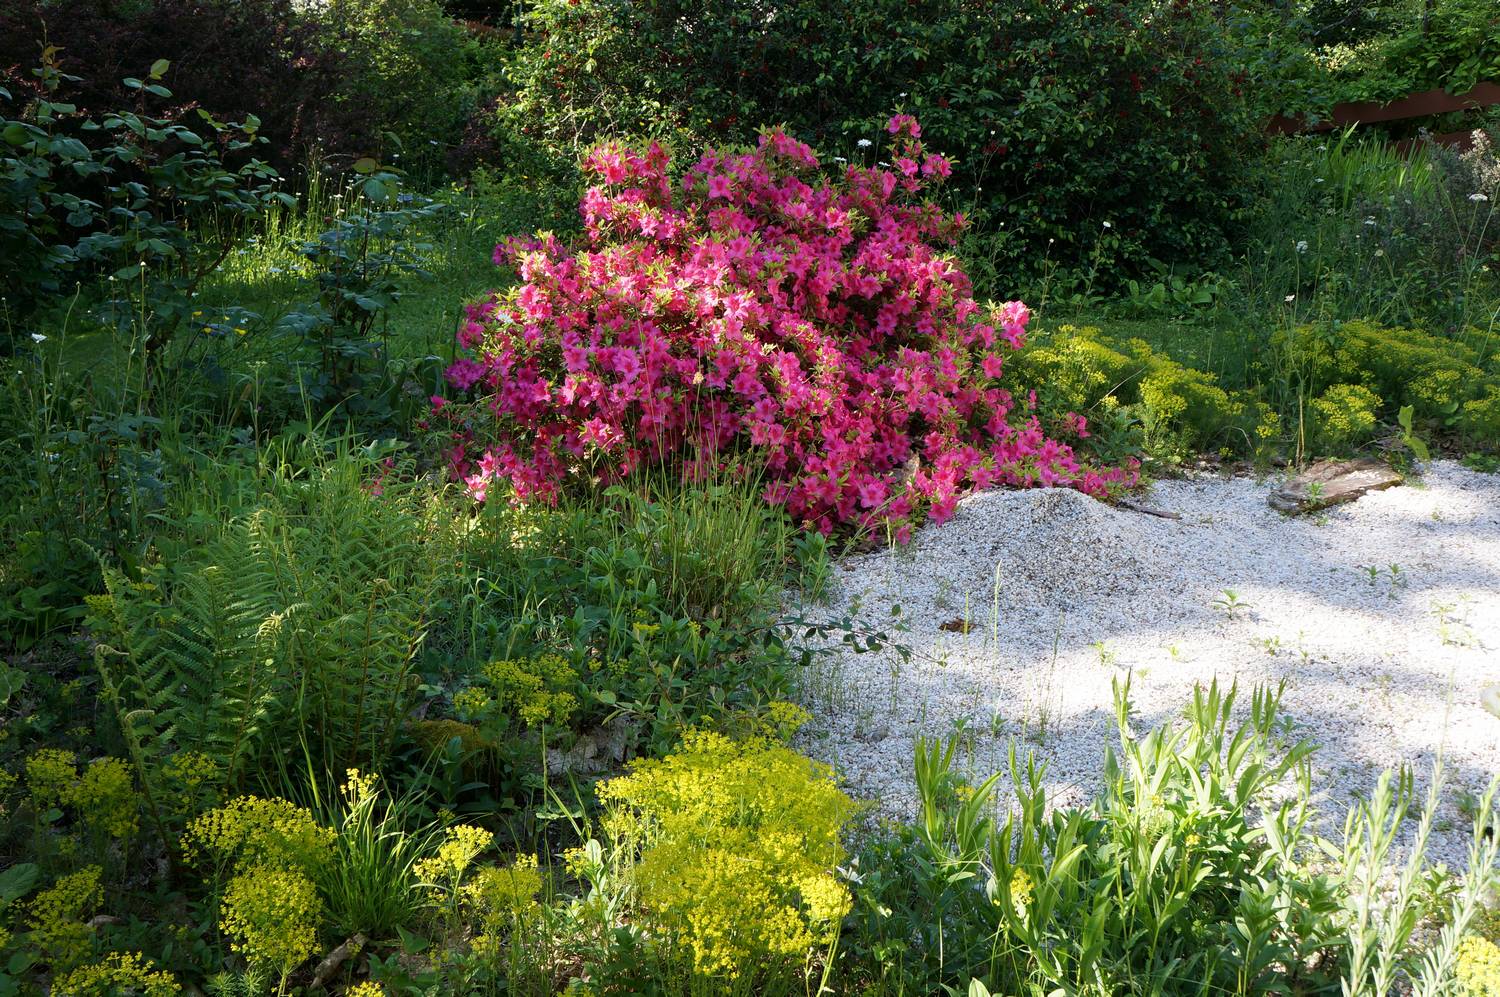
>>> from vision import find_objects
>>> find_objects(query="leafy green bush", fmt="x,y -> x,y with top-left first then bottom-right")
1005,324 -> 1276,465
0,0 -> 380,176
1275,318 -> 1500,452
317,0 -> 503,175
1322,0 -> 1500,102
498,0 -> 1262,287
592,721 -> 855,990
264,167 -> 452,422
0,55 -> 290,348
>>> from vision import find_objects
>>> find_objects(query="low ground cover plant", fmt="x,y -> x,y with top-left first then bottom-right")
1006,323 -> 1279,468
1275,318 -> 1500,454
11,678 -> 1495,994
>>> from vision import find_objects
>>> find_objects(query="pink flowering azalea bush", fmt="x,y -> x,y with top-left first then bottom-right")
435,116 -> 1136,536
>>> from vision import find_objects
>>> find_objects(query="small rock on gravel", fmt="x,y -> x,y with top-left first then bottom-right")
1268,457 -> 1404,514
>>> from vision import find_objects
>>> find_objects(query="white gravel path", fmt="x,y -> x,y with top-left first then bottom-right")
793,460 -> 1500,867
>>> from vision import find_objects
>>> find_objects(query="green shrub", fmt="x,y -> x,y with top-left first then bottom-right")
0,0 -> 382,177
1007,324 -> 1274,464
1323,0 -> 1500,102
0,342 -> 172,645
0,54 -> 290,347
1276,318 -> 1500,451
316,0 -> 489,174
498,0 -> 1262,288
1310,382 -> 1383,452
596,725 -> 855,986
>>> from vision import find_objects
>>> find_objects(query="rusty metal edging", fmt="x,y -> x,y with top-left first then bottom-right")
1268,81 -> 1500,145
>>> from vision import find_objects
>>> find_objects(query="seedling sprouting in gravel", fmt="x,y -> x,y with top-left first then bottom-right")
1023,612 -> 1065,745
933,576 -> 955,611
1432,599 -> 1478,648
1213,588 -> 1251,619
1456,787 -> 1482,823
951,716 -> 978,770
1360,563 -> 1407,598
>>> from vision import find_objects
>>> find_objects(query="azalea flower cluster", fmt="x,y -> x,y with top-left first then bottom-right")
437,116 -> 1134,534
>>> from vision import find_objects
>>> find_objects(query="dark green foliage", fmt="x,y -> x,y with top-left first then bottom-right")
89,440 -> 451,791
1322,0 -> 1500,102
0,0 -> 382,175
0,352 -> 168,644
0,55 -> 291,355
267,168 -> 453,422
315,0 -> 507,178
499,0 -> 1263,288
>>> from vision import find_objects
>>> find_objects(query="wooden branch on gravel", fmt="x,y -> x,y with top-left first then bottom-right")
1118,499 -> 1182,520
310,933 -> 367,990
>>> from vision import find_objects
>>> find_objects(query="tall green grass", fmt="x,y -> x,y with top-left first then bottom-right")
1239,128 -> 1498,333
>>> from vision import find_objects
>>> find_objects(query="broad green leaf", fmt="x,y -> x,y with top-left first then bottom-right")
0,863 -> 38,905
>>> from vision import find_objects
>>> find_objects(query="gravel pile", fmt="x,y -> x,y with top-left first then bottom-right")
793,460 -> 1500,867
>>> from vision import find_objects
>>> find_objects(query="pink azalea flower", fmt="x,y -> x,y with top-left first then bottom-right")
445,358 -> 484,392
921,154 -> 952,179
